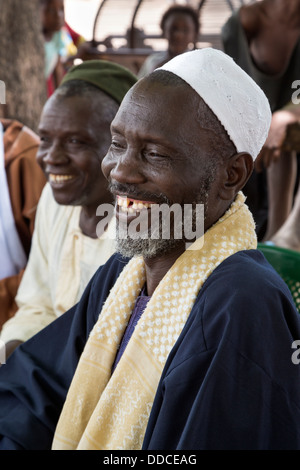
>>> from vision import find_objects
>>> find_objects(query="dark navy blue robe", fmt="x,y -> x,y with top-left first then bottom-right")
1,250 -> 300,450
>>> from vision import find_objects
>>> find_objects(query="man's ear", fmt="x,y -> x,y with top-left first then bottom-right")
218,152 -> 253,200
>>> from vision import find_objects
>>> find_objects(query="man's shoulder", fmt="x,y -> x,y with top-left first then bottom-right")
187,249 -> 300,354
209,249 -> 289,292
197,248 -> 294,311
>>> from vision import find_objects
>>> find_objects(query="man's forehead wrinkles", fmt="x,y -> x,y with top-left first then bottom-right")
126,98 -> 153,113
116,103 -> 156,130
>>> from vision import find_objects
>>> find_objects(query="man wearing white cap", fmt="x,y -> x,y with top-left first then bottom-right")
1,48 -> 300,450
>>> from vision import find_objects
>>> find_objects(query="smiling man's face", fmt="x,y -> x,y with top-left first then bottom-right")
37,91 -> 116,209
101,74 -> 232,258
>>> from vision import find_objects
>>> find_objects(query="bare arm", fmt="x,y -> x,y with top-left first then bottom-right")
255,104 -> 300,172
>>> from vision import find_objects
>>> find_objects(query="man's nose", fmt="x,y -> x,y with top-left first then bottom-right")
42,142 -> 69,165
104,150 -> 146,185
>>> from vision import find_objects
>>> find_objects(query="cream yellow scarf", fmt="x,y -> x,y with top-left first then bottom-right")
52,193 -> 256,450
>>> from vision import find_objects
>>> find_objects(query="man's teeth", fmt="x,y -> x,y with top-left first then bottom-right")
117,195 -> 154,212
49,174 -> 74,183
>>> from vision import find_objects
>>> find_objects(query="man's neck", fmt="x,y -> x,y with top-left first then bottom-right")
80,203 -> 112,239
143,244 -> 186,296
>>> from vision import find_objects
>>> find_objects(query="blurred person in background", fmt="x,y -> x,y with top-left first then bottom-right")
40,0 -> 89,96
222,0 -> 300,245
138,4 -> 200,78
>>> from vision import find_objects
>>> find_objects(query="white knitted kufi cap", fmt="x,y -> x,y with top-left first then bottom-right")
158,48 -> 272,160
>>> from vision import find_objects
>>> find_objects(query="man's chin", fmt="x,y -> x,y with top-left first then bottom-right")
115,237 -> 181,259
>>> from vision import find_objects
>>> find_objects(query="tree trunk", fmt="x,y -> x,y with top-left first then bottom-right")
0,0 -> 47,132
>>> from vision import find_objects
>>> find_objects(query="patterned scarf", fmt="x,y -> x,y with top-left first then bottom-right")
52,193 -> 256,450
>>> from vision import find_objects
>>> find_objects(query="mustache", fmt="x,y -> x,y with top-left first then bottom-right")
108,181 -> 171,205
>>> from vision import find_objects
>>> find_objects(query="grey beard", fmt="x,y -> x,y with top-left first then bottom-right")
112,163 -> 216,259
115,199 -> 207,259
115,233 -> 182,259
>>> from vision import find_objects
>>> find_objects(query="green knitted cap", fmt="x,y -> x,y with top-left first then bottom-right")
60,59 -> 138,104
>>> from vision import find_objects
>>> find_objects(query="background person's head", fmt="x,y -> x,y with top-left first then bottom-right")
160,5 -> 200,57
36,60 -> 137,209
40,0 -> 65,40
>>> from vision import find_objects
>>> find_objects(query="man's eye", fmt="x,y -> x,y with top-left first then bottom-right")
147,150 -> 167,159
39,136 -> 50,144
149,151 -> 161,157
111,140 -> 124,149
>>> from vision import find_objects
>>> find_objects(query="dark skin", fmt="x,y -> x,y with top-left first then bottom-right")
163,12 -> 198,60
240,0 -> 300,76
102,78 -> 252,295
149,12 -> 199,70
37,93 -> 114,238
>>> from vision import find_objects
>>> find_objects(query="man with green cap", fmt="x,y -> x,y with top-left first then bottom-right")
0,60 -> 137,357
